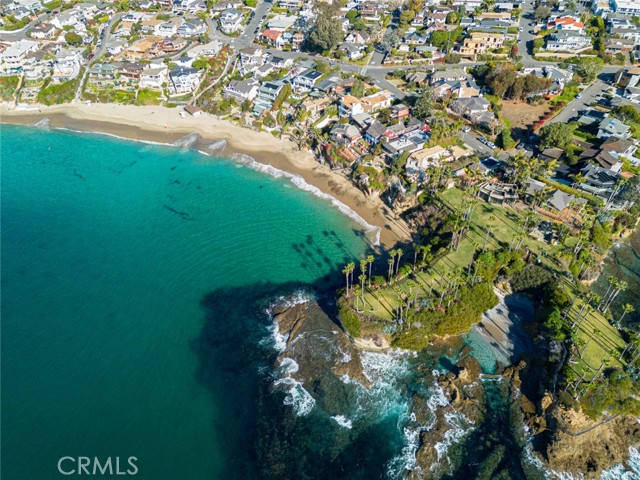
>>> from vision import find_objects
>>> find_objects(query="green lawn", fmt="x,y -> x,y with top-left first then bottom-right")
358,188 -> 544,321
561,281 -> 626,380
135,88 -> 162,106
550,85 -> 579,105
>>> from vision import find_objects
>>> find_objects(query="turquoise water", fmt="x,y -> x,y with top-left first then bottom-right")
1,125 -> 371,479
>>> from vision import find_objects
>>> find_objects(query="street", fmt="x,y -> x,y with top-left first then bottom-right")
548,77 -> 611,124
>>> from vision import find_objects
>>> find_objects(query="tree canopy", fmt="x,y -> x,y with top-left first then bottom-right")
308,3 -> 342,52
538,122 -> 575,150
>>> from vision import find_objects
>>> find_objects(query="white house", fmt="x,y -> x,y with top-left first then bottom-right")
0,40 -> 39,72
223,79 -> 259,101
169,66 -> 200,93
140,66 -> 168,89
219,8 -> 243,34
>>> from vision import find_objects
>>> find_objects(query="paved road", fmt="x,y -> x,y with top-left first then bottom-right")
518,0 -> 538,66
463,132 -> 496,156
548,77 -> 611,124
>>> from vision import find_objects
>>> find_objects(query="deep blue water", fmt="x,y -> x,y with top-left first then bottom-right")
1,125 -> 382,479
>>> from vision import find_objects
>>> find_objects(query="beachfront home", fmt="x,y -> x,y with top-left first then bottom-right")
139,66 -> 168,89
292,69 -> 323,90
0,40 -> 40,72
253,80 -> 285,115
545,31 -> 591,52
169,66 -> 200,94
223,79 -> 259,101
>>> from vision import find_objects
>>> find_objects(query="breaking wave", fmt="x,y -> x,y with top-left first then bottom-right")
273,376 -> 316,416
172,133 -> 200,147
207,139 -> 227,151
331,415 -> 353,429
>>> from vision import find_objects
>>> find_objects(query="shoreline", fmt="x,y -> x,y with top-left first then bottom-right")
0,102 -> 412,249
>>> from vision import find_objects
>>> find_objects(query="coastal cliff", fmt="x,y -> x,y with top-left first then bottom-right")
261,296 -> 640,479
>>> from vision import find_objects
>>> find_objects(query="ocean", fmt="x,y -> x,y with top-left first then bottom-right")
0,124 -> 378,479
2,124 -> 638,480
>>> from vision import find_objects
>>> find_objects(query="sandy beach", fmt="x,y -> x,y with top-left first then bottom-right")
0,102 -> 413,249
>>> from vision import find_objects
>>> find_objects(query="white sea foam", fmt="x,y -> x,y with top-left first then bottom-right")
600,447 -> 640,480
278,357 -> 299,375
386,425 -> 421,479
331,415 -> 353,429
274,377 -> 316,416
173,133 -> 199,147
262,320 -> 288,353
207,139 -> 227,151
229,152 -> 381,246
33,117 -> 50,129
434,411 -> 473,464
53,127 -> 172,147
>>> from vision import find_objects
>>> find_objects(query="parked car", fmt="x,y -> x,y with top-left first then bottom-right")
576,93 -> 583,99
463,127 -> 471,133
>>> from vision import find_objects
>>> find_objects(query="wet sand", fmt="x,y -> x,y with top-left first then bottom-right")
0,102 -> 413,249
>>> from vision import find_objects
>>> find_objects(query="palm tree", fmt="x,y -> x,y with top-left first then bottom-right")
347,262 -> 355,294
353,284 -> 362,312
395,248 -> 404,276
600,276 -> 618,311
387,258 -> 394,282
366,255 -> 374,287
617,304 -> 635,327
358,273 -> 366,300
482,216 -> 495,251
342,264 -> 351,296
420,245 -> 432,270
604,280 -> 627,314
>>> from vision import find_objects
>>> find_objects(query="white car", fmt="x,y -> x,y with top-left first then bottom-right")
519,27 -> 523,32
576,93 -> 583,99
463,127 -> 471,133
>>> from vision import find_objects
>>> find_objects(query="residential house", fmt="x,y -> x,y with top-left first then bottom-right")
383,130 -> 430,158
390,103 -> 410,121
364,121 -> 388,145
547,189 -> 583,212
611,0 -> 640,16
0,40 -> 39,72
51,47 -> 82,83
330,123 -> 362,145
597,117 -> 631,140
292,69 -> 323,90
253,80 -> 285,114
139,66 -> 167,89
223,79 -> 259,101
88,63 -> 118,85
302,97 -> 332,118
546,16 -> 585,33
451,96 -> 495,125
339,95 -> 364,116
219,8 -> 243,34
361,90 -> 394,113
29,22 -> 57,39
605,38 -> 636,55
188,40 -> 222,58
267,15 -> 297,31
117,61 -> 144,81
579,164 -> 619,197
459,32 -> 505,57
545,31 -> 591,51
169,66 -> 200,94
177,19 -> 207,37
359,2 -> 382,21
261,29 -> 286,47
345,30 -> 371,44
158,19 -> 182,37
406,146 -> 451,173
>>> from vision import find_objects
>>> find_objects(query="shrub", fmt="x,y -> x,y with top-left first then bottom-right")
338,299 -> 361,337
510,265 -> 554,293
